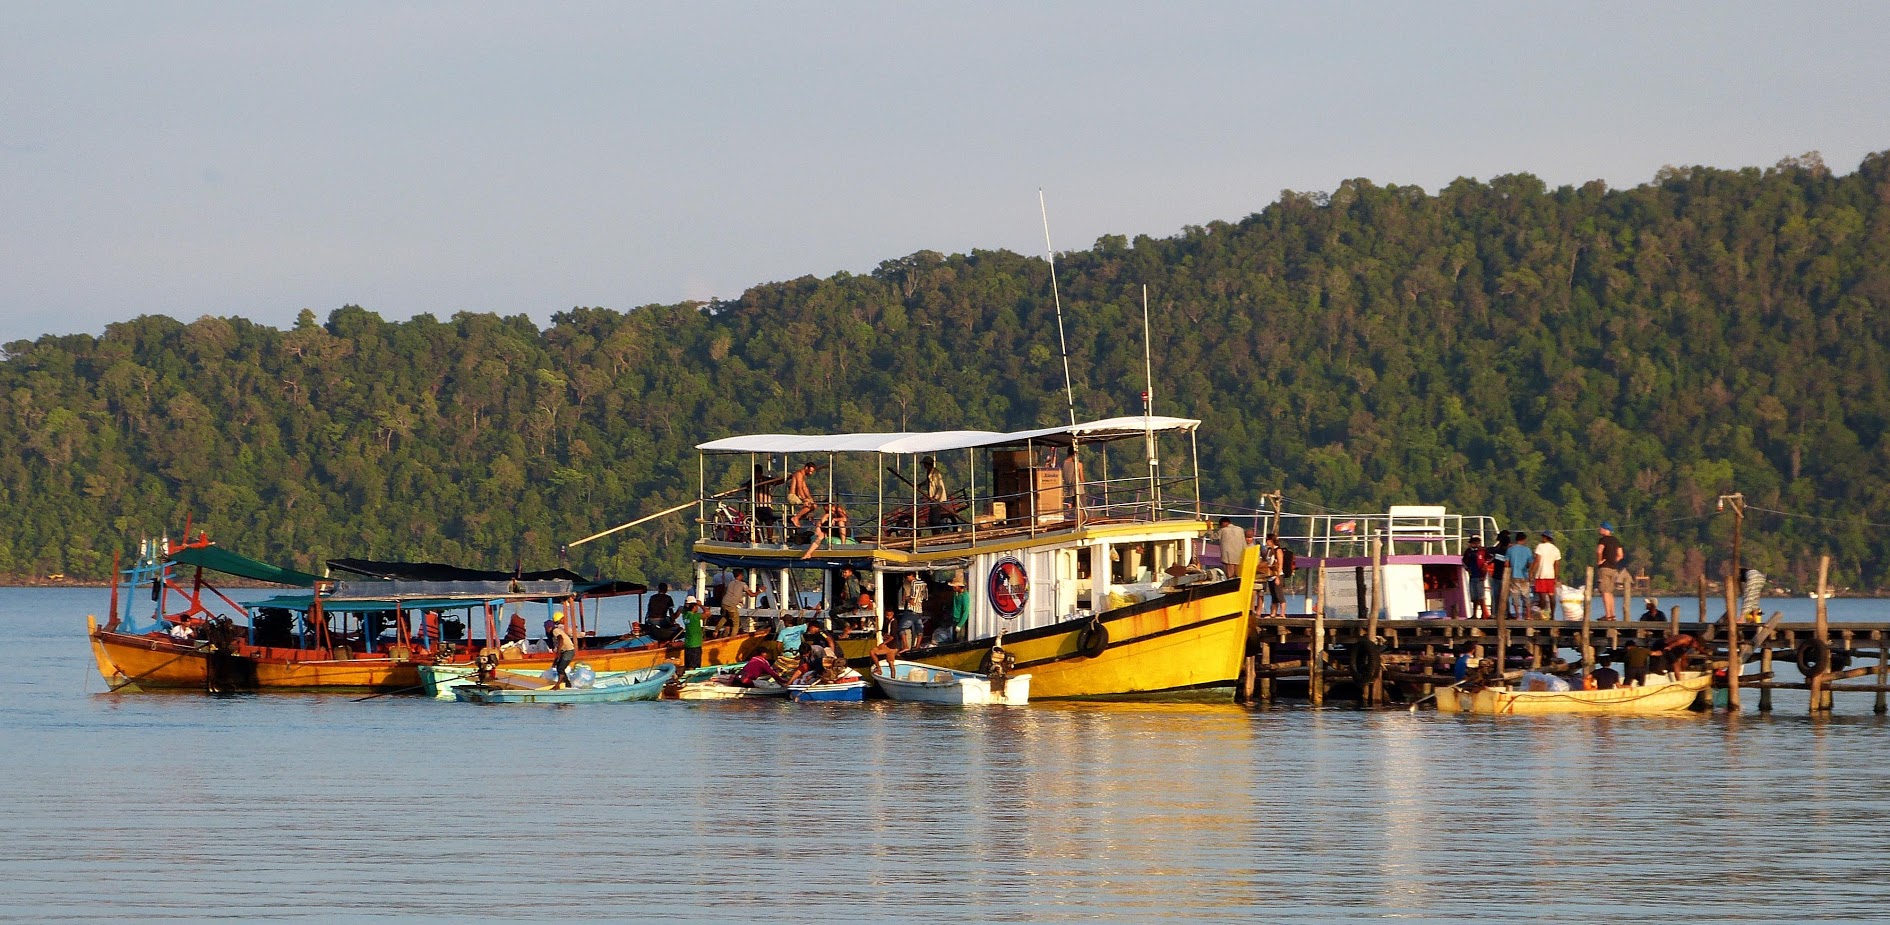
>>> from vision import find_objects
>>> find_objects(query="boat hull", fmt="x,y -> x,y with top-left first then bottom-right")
89,616 -> 769,694
454,664 -> 675,704
788,678 -> 867,702
1436,672 -> 1711,715
883,567 -> 1252,701
872,660 -> 1031,705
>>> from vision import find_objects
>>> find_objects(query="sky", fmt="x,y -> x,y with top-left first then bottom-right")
3,1 -> 1888,345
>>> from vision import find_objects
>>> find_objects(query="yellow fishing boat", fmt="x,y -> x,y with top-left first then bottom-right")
1434,671 -> 1711,715
681,416 -> 1256,700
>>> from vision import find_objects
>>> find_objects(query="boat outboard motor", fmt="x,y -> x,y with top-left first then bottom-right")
474,648 -> 500,684
988,646 -> 1016,695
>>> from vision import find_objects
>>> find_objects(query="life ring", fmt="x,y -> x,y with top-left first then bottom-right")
1795,639 -> 1832,677
1350,641 -> 1384,680
1077,623 -> 1109,659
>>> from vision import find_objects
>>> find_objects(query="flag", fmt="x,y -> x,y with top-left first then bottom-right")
1334,520 -> 1357,534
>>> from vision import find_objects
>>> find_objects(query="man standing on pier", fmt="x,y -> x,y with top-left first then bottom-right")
1217,517 -> 1247,573
1595,523 -> 1627,620
1504,532 -> 1534,619
1532,532 -> 1562,618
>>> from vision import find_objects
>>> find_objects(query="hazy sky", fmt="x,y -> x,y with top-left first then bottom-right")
4,2 -> 1887,344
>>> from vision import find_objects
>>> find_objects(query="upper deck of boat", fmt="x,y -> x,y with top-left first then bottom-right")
692,415 -> 1209,566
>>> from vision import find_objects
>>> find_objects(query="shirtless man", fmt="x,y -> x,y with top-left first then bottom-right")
786,462 -> 819,526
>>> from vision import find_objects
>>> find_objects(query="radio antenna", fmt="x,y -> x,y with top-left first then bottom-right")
1039,188 -> 1079,429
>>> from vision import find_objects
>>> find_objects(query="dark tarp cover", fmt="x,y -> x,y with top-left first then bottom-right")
327,558 -> 589,584
170,545 -> 321,587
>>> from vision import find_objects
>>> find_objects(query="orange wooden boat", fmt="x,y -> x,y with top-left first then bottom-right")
85,535 -> 783,693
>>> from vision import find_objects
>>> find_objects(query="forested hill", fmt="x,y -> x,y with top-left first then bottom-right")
5,151 -> 1889,591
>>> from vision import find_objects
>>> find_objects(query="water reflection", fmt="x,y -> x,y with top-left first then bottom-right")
8,589 -> 1890,922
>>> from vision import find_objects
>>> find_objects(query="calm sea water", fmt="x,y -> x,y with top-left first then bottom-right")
7,587 -> 1890,924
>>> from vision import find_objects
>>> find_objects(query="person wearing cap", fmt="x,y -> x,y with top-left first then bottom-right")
1639,598 -> 1666,621
680,596 -> 705,670
1595,522 -> 1628,620
1531,532 -> 1562,618
949,572 -> 970,643
1502,531 -> 1533,619
548,611 -> 577,688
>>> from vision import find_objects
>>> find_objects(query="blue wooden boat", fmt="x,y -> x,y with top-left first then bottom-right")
454,663 -> 675,704
788,668 -> 867,703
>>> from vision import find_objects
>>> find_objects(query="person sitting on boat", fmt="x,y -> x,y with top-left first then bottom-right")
168,616 -> 198,643
786,462 -> 819,527
802,502 -> 851,559
802,622 -> 841,667
644,583 -> 682,643
1589,655 -> 1621,690
735,651 -> 786,688
870,630 -> 902,676
1450,643 -> 1484,683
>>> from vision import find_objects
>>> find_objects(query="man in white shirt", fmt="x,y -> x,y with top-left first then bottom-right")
1532,532 -> 1562,618
1216,518 -> 1247,573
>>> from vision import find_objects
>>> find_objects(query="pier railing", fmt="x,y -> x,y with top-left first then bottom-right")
1272,509 -> 1498,559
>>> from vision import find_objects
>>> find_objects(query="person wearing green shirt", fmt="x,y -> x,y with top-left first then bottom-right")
680,595 -> 706,670
949,573 -> 970,643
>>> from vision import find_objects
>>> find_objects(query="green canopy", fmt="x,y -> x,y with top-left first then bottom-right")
170,544 -> 321,587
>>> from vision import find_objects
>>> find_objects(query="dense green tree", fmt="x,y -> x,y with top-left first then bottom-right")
4,152 -> 1890,592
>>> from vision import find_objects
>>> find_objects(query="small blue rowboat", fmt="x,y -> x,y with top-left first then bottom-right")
454,663 -> 676,704
788,668 -> 867,703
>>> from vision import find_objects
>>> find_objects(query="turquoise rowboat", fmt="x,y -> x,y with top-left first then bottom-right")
453,663 -> 676,704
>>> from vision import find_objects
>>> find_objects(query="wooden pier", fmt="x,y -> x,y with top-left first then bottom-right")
1240,613 -> 1890,715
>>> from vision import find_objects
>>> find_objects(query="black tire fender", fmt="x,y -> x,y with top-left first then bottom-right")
1350,640 -> 1385,680
1796,639 -> 1832,677
1077,622 -> 1109,659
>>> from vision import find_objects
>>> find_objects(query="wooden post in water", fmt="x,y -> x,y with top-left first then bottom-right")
1697,574 -> 1707,623
1813,556 -> 1831,715
1311,566 -> 1327,707
1724,606 -> 1741,712
1365,536 -> 1384,706
1258,640 -> 1273,705
1759,642 -> 1773,713
1723,564 -> 1737,623
1582,565 -> 1594,623
1496,575 -> 1510,677
1876,641 -> 1887,716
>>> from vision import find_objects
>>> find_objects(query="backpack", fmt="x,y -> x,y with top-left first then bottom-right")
1278,544 -> 1296,578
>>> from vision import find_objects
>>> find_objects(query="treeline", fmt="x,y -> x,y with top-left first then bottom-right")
4,151 -> 1889,592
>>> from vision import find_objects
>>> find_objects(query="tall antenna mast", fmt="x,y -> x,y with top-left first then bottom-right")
1039,188 -> 1079,429
1142,284 -> 1161,510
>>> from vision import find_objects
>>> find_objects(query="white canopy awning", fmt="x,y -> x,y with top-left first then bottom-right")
696,415 -> 1200,455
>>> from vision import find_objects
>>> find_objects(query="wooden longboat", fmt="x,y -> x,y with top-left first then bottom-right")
687,416 -> 1256,700
1434,671 -> 1711,715
84,538 -> 756,693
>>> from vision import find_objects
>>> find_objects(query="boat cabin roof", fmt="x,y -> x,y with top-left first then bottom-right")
695,415 -> 1199,455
